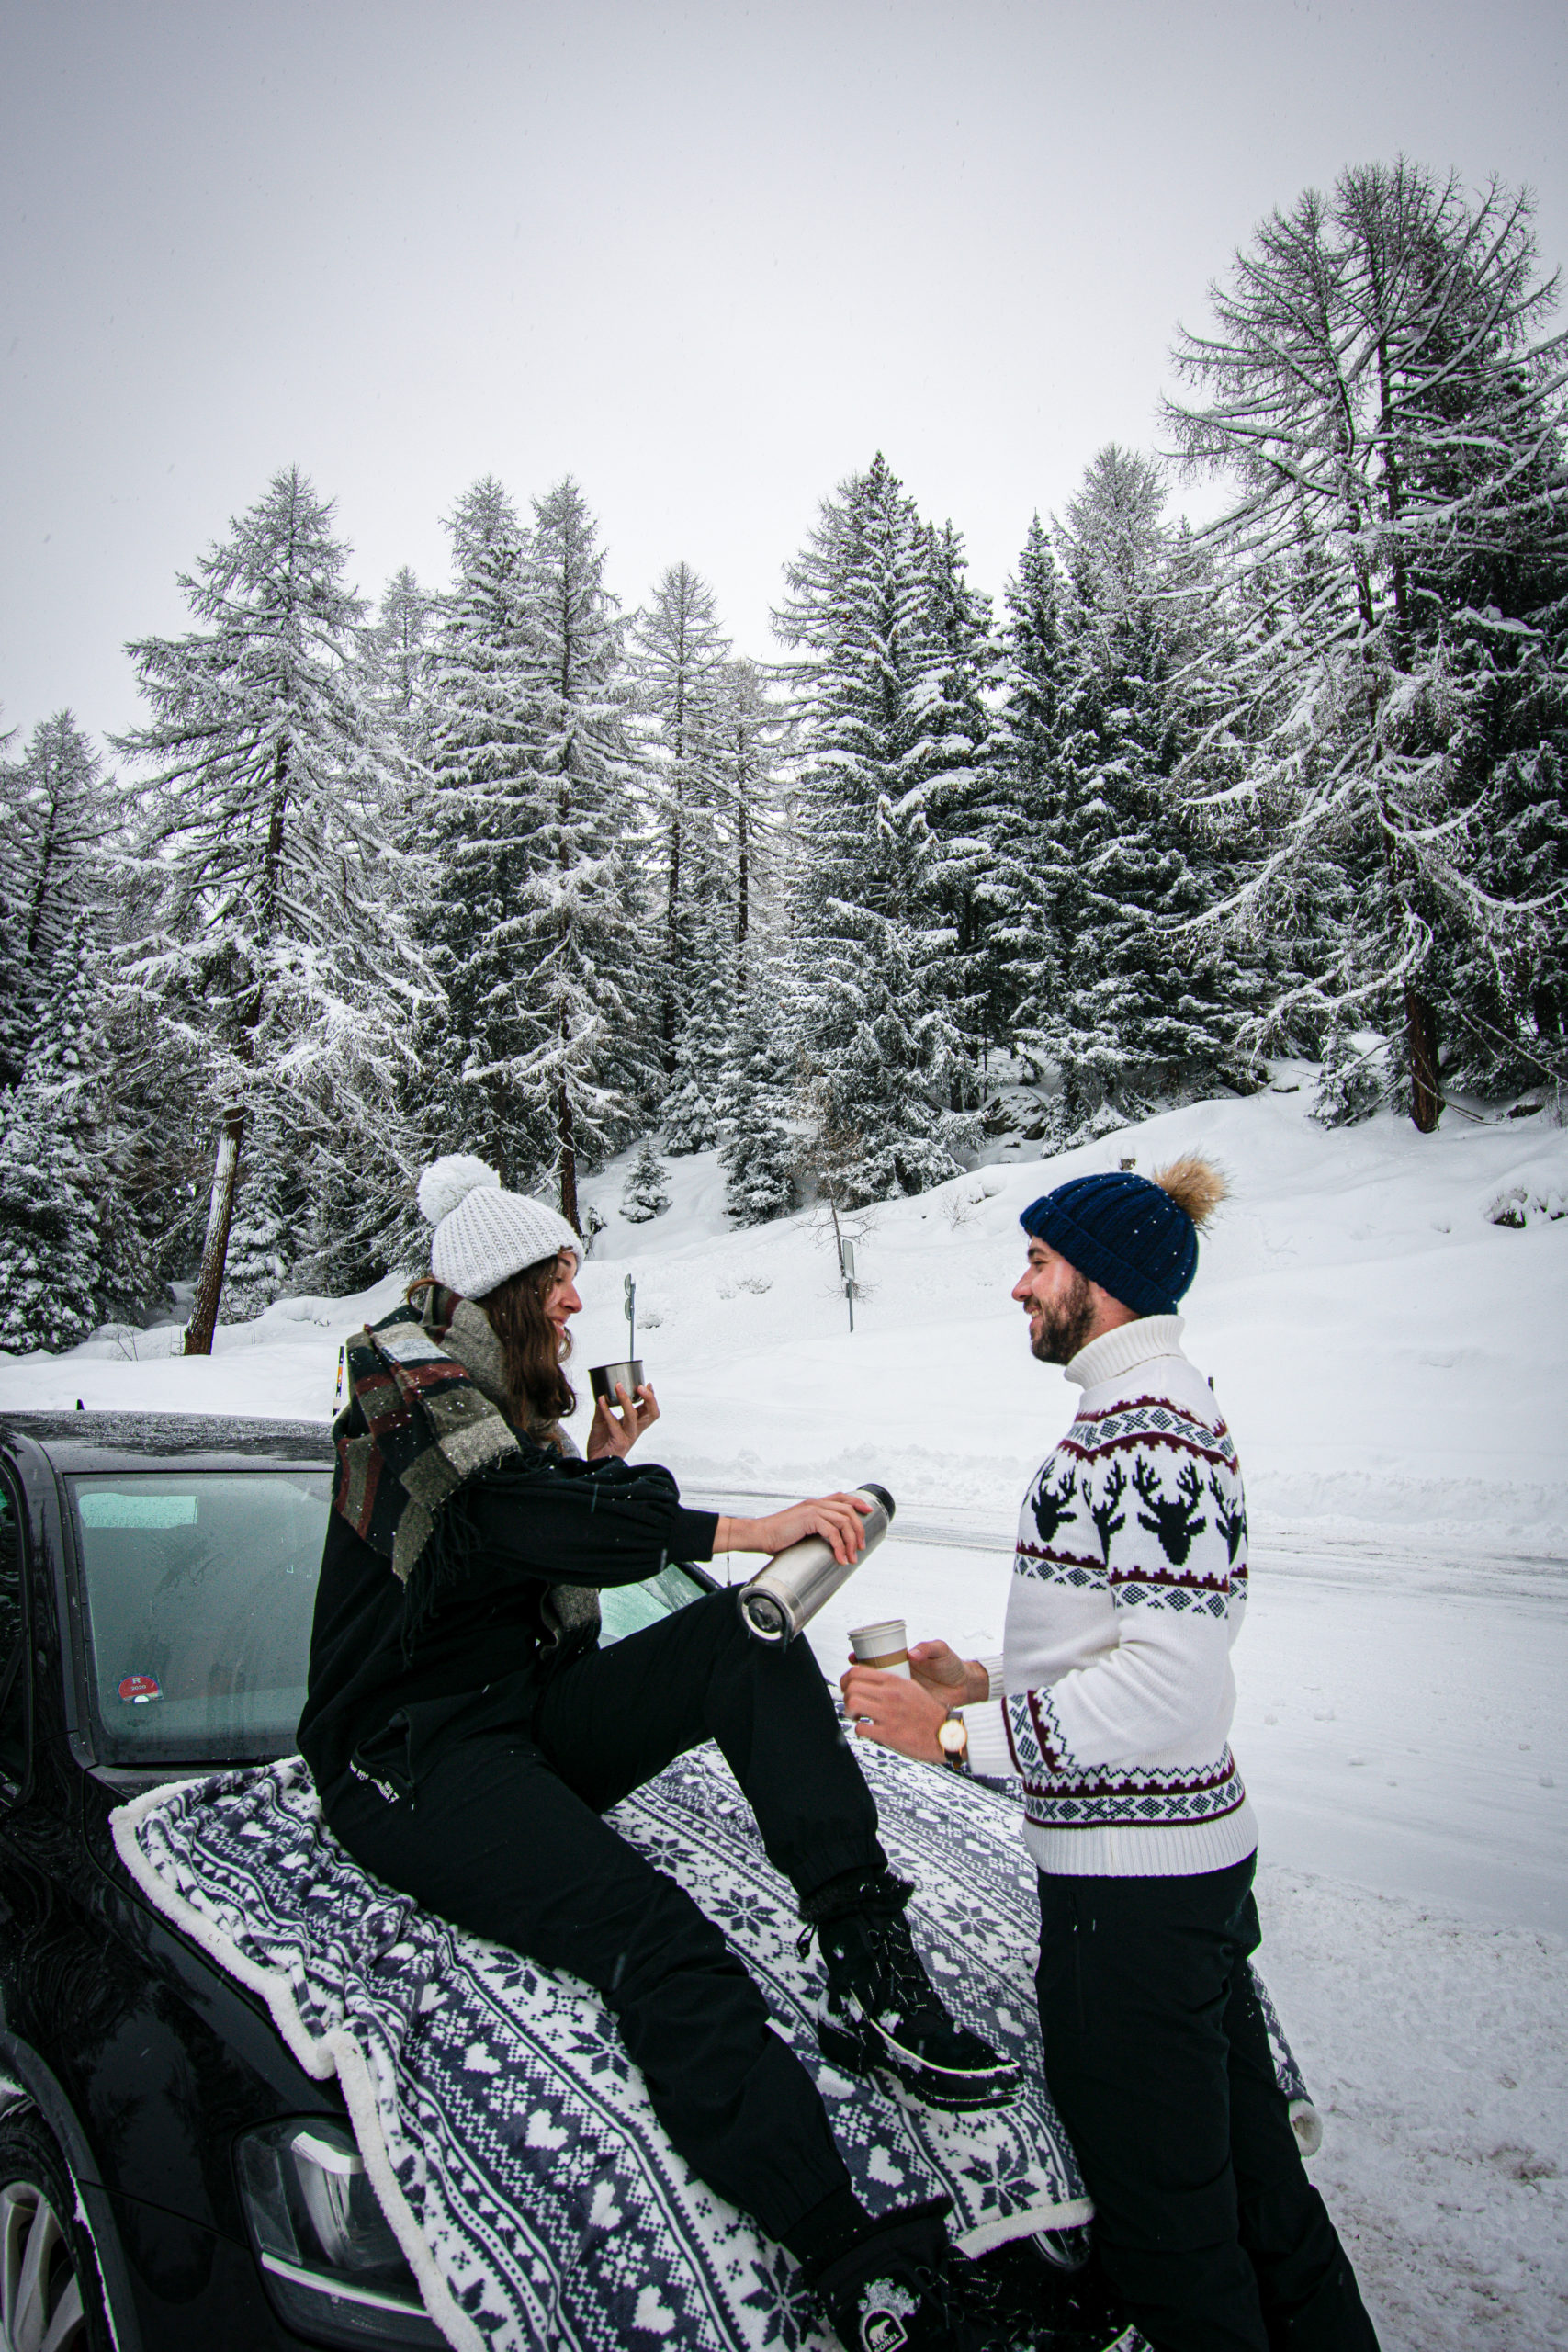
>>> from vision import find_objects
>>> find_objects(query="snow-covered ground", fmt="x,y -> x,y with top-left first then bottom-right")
40,1069 -> 1566,1559
5,1080 -> 1566,2347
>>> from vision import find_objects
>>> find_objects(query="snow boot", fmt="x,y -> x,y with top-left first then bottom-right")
799,1870 -> 1018,2111
955,2238 -> 1151,2351
802,2194 -> 996,2352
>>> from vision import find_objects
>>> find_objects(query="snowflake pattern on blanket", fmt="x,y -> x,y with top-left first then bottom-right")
113,1740 -> 1089,2352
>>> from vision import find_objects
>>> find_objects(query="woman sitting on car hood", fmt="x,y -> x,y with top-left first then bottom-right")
298,1156 -> 1016,2352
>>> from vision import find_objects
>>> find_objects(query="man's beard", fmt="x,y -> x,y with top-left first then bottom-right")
1030,1271 -> 1097,1365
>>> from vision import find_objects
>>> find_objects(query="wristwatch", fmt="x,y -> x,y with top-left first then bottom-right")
937,1713 -> 969,1772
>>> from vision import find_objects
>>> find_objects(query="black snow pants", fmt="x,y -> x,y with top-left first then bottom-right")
322,1588 -> 885,2244
1035,1858 -> 1381,2352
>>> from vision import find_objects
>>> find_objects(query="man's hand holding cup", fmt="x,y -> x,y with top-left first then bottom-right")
840,1629 -> 990,1764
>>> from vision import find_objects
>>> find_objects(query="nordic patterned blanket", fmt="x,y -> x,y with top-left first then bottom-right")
110,1743 -> 1314,2352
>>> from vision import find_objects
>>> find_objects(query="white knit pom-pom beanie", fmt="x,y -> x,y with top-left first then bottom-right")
417,1155 -> 581,1298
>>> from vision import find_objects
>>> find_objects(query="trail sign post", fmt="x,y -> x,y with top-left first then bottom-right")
826,1189 -> 858,1332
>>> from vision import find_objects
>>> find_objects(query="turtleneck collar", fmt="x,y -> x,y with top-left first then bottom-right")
1065,1313 -> 1187,1392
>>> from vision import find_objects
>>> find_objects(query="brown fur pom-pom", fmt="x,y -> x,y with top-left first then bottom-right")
1151,1155 -> 1229,1229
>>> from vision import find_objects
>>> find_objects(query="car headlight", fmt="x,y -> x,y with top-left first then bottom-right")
236,2117 -> 446,2347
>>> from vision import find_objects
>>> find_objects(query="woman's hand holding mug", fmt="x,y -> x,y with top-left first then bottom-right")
587,1382 -> 660,1459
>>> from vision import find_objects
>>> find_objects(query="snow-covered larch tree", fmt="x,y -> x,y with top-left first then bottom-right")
1166,161 -> 1568,1125
116,467 -> 426,1351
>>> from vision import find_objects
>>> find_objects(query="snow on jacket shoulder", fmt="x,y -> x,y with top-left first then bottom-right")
962,1314 -> 1258,1879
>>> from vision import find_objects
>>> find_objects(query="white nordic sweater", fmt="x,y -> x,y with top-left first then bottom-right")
961,1316 -> 1258,1878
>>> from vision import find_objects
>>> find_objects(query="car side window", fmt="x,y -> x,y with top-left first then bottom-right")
0,1476 -> 28,1790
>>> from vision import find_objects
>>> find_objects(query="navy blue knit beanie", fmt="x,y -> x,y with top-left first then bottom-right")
1020,1167 -> 1213,1317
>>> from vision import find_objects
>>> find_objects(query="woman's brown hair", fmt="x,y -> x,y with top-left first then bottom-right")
478,1252 -> 577,1438
408,1253 -> 576,1439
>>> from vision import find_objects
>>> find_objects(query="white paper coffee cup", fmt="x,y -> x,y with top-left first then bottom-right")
849,1618 -> 910,1677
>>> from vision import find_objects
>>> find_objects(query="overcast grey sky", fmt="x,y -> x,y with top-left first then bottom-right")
3,0 -> 1565,752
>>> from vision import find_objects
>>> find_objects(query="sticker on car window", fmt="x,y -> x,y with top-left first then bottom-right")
80,1493 -> 197,1529
118,1674 -> 162,1704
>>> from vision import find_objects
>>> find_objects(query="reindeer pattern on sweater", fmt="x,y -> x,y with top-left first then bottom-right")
963,1315 -> 1258,1878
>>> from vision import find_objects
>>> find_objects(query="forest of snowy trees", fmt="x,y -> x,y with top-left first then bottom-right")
2,159 -> 1566,1351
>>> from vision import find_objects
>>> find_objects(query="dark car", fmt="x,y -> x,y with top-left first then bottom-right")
0,1409 -> 724,2352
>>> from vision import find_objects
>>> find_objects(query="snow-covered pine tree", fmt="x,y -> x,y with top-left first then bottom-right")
0,712 -> 114,1091
370,567 -> 435,741
703,670 -> 795,1213
503,478 -> 649,1227
630,624 -> 791,1154
116,467 -> 426,1348
992,517 -> 1076,1067
301,563 -> 444,1286
364,568 -> 437,857
0,720 -> 183,1317
415,480 -> 553,1192
220,1118 -> 300,1319
0,919 -> 151,1349
1448,737 -> 1568,1092
1166,162 -> 1568,1126
620,1136 -> 671,1222
714,658 -> 788,986
0,1095 -> 101,1356
918,521 -> 1001,1080
1040,448 -> 1258,1125
43,916 -> 159,1325
719,963 -> 799,1226
660,946 -> 732,1153
774,455 -> 977,1202
96,853 -> 210,1296
629,563 -> 733,1092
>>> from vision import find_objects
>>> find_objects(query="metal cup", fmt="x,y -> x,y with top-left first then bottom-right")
849,1618 -> 911,1678
589,1359 -> 645,1403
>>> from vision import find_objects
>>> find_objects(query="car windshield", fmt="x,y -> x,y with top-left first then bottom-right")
65,1470 -> 709,1766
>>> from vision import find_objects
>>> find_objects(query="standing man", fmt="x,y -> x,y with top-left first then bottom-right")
841,1158 -> 1379,2352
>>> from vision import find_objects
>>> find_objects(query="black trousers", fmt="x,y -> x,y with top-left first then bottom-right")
1036,1859 -> 1380,2352
323,1589 -> 885,2243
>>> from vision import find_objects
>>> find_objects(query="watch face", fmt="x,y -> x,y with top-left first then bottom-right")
939,1720 -> 966,1757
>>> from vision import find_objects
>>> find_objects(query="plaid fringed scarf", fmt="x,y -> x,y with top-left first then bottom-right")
333,1283 -> 520,1594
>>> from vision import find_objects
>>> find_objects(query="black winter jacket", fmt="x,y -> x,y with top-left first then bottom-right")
298,1440 -> 718,1798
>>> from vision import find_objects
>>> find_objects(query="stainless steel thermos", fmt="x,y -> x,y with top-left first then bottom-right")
737,1484 -> 895,1643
